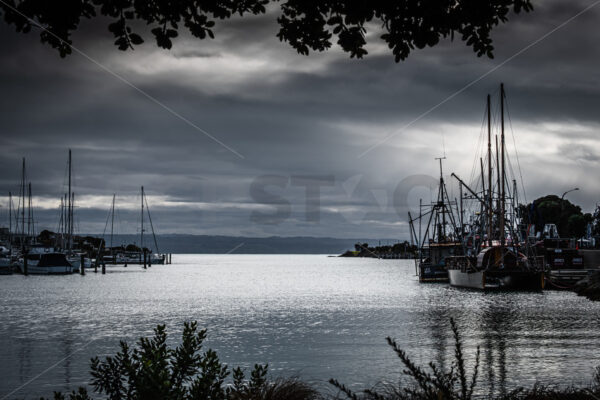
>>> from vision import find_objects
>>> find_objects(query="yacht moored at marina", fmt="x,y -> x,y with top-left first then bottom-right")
16,253 -> 74,275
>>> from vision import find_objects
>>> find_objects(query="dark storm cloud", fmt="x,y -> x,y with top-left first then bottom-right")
1,0 -> 600,238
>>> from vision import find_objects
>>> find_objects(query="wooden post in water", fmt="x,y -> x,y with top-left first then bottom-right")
102,262 -> 106,274
143,249 -> 147,269
80,253 -> 85,275
148,251 -> 152,267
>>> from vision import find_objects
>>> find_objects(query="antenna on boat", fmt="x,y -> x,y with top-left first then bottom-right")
8,192 -> 12,260
435,156 -> 447,240
21,158 -> 26,251
500,83 -> 506,257
140,186 -> 144,255
487,94 -> 493,248
110,194 -> 115,252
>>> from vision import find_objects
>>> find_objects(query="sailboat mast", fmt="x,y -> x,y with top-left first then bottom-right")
500,83 -> 506,249
140,186 -> 144,252
27,183 -> 32,237
487,94 -> 493,247
68,149 -> 72,252
110,194 -> 115,250
59,197 -> 63,249
71,192 -> 75,247
63,193 -> 67,249
8,192 -> 12,257
21,158 -> 25,249
144,194 -> 160,254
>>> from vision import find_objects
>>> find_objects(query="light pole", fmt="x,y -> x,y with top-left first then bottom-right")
560,188 -> 579,238
561,187 -> 579,201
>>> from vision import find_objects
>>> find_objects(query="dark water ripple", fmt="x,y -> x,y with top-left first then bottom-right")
1,255 -> 600,398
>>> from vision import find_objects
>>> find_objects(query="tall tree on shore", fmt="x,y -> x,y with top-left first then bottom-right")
0,0 -> 532,60
520,195 -> 593,238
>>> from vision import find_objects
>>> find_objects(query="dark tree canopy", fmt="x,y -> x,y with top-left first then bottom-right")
0,0 -> 533,60
520,195 -> 593,239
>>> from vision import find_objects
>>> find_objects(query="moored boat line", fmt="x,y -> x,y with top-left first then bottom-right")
410,83 -> 599,291
0,150 -> 172,276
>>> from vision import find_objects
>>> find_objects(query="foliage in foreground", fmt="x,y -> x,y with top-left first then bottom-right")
42,321 -> 319,400
42,319 -> 600,400
1,1 -> 533,61
330,318 -> 480,400
330,318 -> 600,400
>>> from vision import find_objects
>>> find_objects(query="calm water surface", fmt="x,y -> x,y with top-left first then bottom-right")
1,254 -> 600,398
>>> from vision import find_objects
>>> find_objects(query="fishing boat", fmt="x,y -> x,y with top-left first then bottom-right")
446,247 -> 544,290
446,84 -> 545,291
409,158 -> 463,282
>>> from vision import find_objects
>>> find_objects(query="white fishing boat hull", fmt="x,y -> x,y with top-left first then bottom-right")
449,268 -> 544,290
448,269 -> 485,289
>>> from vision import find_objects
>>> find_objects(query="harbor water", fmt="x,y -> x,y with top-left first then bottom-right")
1,254 -> 600,398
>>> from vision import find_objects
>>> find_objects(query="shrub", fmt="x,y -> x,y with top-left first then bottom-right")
42,322 -> 320,400
330,318 -> 480,400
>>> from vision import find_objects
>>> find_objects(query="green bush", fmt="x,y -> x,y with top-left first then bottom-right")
42,322 -> 319,400
330,318 -> 480,400
40,319 -> 600,400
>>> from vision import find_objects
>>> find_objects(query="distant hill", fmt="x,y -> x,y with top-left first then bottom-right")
91,234 -> 399,254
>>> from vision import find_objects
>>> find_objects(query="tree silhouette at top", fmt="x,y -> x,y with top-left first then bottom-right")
0,0 -> 532,60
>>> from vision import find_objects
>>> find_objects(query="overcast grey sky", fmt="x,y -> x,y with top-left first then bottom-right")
0,0 -> 599,239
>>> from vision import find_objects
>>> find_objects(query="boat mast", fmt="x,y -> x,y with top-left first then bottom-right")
8,192 -> 12,258
68,149 -> 72,253
500,83 -> 506,252
27,183 -> 32,237
63,193 -> 67,249
71,192 -> 75,248
480,157 -> 486,247
435,157 -> 446,241
459,184 -> 463,239
144,194 -> 160,254
110,194 -> 115,252
21,158 -> 25,250
495,136 -> 500,240
59,197 -> 63,249
487,94 -> 493,247
140,186 -> 144,253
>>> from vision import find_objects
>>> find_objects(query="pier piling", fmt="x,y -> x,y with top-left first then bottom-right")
23,255 -> 28,276
143,250 -> 147,269
80,254 -> 85,276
